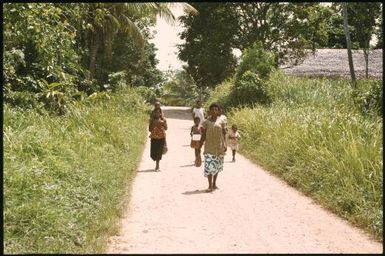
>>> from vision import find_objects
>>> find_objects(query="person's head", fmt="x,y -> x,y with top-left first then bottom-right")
153,108 -> 162,118
208,103 -> 221,118
231,124 -> 238,132
196,100 -> 202,108
194,116 -> 200,125
154,101 -> 161,109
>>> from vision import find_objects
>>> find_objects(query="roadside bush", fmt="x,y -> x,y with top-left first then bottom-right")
204,78 -> 234,111
107,71 -> 128,92
235,42 -> 276,81
231,71 -> 271,106
4,88 -> 149,253
353,79 -> 383,116
135,86 -> 158,104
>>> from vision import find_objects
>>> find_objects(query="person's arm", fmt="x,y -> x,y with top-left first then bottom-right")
222,122 -> 227,152
199,127 -> 206,149
190,126 -> 193,137
163,118 -> 168,130
149,118 -> 154,132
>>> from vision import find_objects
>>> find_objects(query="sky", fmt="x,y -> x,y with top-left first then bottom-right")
149,6 -> 186,71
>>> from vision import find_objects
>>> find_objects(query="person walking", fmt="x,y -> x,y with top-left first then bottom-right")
149,108 -> 167,171
190,117 -> 203,167
192,100 -> 205,126
228,124 -> 241,162
199,103 -> 227,192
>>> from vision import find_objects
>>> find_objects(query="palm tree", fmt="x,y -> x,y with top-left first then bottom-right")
87,3 -> 198,79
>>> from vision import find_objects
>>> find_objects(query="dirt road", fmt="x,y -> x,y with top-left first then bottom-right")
106,106 -> 382,253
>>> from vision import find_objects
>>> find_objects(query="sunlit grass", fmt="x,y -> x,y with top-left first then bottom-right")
212,71 -> 383,240
4,88 -> 150,253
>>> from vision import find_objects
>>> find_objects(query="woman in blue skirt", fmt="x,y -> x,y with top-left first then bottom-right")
199,103 -> 227,192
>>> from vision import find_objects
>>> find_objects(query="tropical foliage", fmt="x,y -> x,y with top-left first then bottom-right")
3,3 -> 197,113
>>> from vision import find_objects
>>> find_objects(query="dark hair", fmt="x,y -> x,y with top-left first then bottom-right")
194,116 -> 200,122
232,124 -> 238,129
209,102 -> 221,110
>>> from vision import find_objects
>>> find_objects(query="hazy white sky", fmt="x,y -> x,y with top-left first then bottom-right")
149,6 -> 186,71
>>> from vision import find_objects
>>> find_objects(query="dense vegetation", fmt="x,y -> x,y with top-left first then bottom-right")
179,2 -> 382,92
3,2 -> 382,253
3,3 -> 197,253
4,89 -> 150,253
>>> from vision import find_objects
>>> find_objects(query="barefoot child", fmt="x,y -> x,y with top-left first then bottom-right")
190,117 -> 202,167
228,124 -> 240,162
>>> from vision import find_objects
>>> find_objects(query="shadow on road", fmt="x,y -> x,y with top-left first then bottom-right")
179,164 -> 195,167
137,169 -> 156,173
182,189 -> 211,195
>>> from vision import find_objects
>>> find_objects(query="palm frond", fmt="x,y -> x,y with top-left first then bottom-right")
122,15 -> 145,48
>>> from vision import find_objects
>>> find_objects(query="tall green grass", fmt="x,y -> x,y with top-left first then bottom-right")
4,88 -> 150,253
210,71 -> 383,240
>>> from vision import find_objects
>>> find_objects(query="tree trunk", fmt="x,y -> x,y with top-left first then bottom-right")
342,3 -> 356,87
89,30 -> 100,79
363,49 -> 369,78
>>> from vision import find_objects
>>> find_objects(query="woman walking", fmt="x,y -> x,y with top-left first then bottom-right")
149,108 -> 167,171
199,103 -> 227,192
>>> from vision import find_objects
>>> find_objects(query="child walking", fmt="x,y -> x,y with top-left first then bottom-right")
190,117 -> 202,167
228,124 -> 240,162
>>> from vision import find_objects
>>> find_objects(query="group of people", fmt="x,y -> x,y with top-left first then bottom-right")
148,100 -> 240,192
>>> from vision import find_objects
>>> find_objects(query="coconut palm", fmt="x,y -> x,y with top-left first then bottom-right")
87,3 -> 198,78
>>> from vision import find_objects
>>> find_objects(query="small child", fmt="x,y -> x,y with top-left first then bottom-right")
190,117 -> 202,167
228,124 -> 240,162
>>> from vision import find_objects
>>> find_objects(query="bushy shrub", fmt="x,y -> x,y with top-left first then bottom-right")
135,86 -> 158,104
235,42 -> 276,81
226,42 -> 276,108
231,71 -> 271,106
204,79 -> 235,111
107,71 -> 128,92
353,79 -> 383,116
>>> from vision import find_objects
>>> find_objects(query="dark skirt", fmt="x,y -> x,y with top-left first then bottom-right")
150,138 -> 165,161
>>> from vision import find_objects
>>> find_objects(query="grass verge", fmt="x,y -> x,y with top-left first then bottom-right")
4,88 -> 150,253
210,71 -> 382,241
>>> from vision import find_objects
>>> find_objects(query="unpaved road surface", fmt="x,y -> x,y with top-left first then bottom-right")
107,106 -> 382,254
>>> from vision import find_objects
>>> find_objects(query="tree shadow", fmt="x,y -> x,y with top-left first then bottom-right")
182,189 -> 212,195
137,169 -> 156,173
179,164 -> 195,167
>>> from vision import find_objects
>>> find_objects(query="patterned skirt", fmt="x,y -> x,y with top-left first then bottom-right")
203,153 -> 224,177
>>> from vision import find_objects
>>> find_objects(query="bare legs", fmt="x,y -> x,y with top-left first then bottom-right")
194,148 -> 201,166
232,150 -> 236,162
155,160 -> 160,171
206,173 -> 219,192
